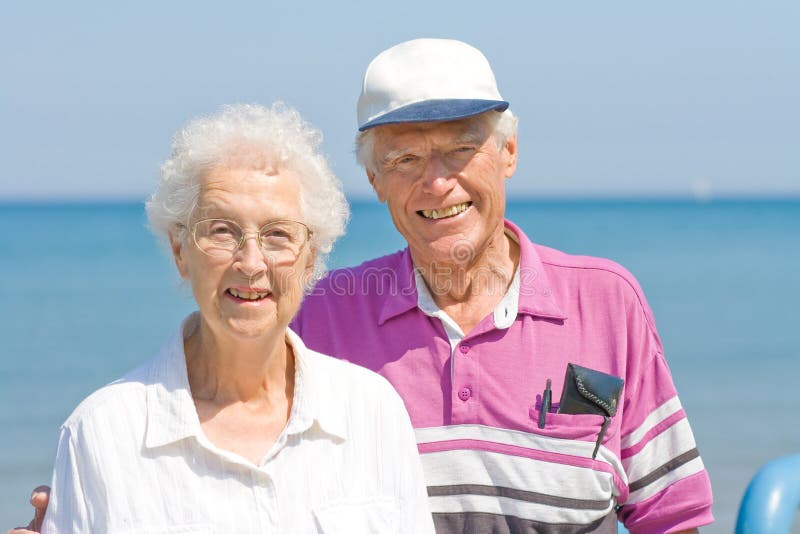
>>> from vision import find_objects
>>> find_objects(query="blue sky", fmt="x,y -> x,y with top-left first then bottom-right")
2,1 -> 798,200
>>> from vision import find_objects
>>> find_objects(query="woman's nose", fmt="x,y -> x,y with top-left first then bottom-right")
234,234 -> 267,277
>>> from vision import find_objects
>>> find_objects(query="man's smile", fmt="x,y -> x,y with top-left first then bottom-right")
417,201 -> 472,220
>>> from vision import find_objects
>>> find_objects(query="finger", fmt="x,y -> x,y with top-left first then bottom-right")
31,488 -> 49,530
28,486 -> 50,532
31,507 -> 45,531
29,486 -> 50,510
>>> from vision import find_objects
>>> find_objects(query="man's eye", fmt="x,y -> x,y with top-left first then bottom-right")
454,146 -> 475,153
397,155 -> 417,165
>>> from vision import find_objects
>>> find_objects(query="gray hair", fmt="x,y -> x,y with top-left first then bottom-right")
145,103 -> 349,283
354,109 -> 518,173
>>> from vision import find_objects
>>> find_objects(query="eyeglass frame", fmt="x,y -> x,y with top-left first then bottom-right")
187,217 -> 314,259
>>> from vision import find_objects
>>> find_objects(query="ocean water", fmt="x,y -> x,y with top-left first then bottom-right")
1,199 -> 798,531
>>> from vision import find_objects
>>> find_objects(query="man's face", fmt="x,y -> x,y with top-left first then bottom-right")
367,115 -> 518,266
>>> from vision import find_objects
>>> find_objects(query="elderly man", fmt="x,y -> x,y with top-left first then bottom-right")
13,39 -> 712,533
297,39 -> 714,533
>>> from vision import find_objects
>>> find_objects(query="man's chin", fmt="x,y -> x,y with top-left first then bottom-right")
409,235 -> 481,267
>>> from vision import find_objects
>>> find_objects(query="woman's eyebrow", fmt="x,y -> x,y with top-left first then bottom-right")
194,201 -> 235,219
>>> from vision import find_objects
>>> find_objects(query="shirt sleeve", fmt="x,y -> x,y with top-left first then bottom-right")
381,382 -> 436,533
617,347 -> 714,532
42,426 -> 91,534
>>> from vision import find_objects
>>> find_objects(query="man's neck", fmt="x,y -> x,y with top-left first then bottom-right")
412,230 -> 520,334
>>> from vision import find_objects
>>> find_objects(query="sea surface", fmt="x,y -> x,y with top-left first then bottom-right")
1,199 -> 798,531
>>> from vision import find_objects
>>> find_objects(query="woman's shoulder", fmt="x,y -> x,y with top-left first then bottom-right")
60,356 -> 158,432
299,343 -> 400,400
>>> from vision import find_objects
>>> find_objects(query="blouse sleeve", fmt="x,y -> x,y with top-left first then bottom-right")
384,384 -> 436,533
42,426 -> 91,534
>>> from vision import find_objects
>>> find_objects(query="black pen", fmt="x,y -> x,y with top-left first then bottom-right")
538,378 -> 552,429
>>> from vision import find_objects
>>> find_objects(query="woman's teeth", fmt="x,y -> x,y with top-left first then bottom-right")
419,202 -> 471,220
228,288 -> 269,301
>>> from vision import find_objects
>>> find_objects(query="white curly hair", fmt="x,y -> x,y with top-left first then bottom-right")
145,103 -> 349,283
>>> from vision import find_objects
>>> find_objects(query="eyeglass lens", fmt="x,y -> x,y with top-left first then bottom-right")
193,219 -> 308,260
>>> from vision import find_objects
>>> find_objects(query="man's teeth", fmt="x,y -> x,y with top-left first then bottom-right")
229,288 -> 269,300
421,202 -> 471,220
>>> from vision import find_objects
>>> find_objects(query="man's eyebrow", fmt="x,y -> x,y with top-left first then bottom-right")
453,130 -> 486,145
380,148 -> 413,164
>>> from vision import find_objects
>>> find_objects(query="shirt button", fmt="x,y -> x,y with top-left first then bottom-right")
459,343 -> 470,354
458,387 -> 472,401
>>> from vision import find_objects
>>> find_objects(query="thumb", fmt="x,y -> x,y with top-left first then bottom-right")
30,486 -> 50,531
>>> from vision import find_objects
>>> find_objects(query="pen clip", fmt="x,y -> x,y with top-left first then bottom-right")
538,378 -> 552,429
592,416 -> 611,459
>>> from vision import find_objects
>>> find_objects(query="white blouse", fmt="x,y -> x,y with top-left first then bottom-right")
42,316 -> 434,533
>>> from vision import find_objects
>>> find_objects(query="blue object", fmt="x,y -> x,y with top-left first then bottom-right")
736,454 -> 800,533
358,98 -> 509,130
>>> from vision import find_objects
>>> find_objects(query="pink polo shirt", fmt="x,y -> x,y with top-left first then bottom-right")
292,219 -> 713,533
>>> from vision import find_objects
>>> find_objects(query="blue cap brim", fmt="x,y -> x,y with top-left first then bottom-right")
358,99 -> 509,131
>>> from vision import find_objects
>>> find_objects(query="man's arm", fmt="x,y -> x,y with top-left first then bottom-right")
6,487 -> 49,534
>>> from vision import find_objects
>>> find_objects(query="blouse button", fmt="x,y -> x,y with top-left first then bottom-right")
458,387 -> 472,401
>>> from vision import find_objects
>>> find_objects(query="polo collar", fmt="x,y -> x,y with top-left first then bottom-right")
505,219 -> 567,321
377,248 -> 419,325
144,315 -> 347,450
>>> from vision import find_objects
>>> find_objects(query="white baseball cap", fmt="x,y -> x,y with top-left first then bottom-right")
357,38 -> 509,131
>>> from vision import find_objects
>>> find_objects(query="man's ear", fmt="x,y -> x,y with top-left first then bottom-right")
367,169 -> 387,203
169,227 -> 190,279
502,134 -> 519,180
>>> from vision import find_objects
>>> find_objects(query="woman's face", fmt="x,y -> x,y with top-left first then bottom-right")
170,165 -> 314,342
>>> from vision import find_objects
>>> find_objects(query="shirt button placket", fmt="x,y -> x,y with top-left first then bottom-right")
253,470 -> 276,532
453,341 -> 478,422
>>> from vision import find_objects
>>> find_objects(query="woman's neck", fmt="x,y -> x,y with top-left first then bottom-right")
184,316 -> 294,406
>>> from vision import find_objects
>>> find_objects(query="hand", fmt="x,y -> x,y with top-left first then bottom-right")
6,486 -> 50,534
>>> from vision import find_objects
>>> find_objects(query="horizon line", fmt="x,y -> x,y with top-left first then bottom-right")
2,193 -> 800,207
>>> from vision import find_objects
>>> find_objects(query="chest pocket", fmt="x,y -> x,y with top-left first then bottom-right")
532,411 -> 612,443
313,497 -> 399,534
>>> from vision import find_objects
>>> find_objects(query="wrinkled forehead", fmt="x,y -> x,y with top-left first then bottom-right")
210,140 -> 284,173
371,116 -> 492,152
193,165 -> 303,221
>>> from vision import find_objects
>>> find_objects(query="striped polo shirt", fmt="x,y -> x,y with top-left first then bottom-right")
293,219 -> 714,533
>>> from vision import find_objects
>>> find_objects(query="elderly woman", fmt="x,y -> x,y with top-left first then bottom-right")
39,104 -> 434,533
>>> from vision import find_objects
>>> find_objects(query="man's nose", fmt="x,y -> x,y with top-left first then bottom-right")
420,153 -> 456,195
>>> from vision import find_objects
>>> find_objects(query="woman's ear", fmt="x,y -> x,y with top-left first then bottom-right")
304,249 -> 318,279
169,227 -> 190,279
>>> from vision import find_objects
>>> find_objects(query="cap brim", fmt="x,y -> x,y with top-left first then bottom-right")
358,99 -> 509,131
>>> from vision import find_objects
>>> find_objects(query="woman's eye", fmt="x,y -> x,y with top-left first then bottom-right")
262,227 -> 294,242
211,225 -> 234,235
264,230 -> 290,239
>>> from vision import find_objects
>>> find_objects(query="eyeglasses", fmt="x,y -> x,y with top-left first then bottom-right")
191,218 -> 312,262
